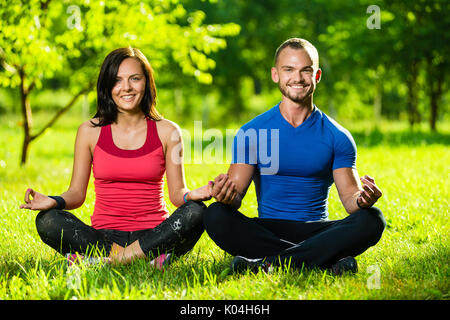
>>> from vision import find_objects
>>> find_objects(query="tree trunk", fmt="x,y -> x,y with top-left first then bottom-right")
231,77 -> 244,120
19,68 -> 33,165
18,74 -> 92,165
406,59 -> 419,128
31,86 -> 91,140
373,69 -> 383,129
427,58 -> 444,132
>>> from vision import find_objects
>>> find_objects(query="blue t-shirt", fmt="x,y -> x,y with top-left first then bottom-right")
232,103 -> 356,222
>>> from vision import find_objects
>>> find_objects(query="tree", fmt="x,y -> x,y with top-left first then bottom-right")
182,0 -> 449,129
0,0 -> 240,164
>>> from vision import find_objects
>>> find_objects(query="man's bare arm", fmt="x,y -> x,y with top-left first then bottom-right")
333,168 -> 382,214
211,163 -> 255,210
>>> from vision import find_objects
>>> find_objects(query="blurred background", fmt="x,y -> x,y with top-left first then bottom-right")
0,0 -> 449,165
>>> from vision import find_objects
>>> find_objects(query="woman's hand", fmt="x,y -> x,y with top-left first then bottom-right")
186,183 -> 213,202
19,188 -> 57,211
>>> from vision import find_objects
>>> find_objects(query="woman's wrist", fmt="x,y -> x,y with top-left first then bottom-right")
48,195 -> 66,210
183,191 -> 190,203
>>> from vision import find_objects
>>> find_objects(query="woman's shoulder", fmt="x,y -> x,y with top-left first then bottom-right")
78,119 -> 101,132
76,119 -> 102,144
155,118 -> 182,136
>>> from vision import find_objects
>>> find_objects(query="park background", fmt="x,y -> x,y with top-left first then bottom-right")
0,0 -> 448,300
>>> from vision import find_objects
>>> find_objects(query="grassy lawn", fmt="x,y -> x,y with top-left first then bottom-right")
0,110 -> 448,300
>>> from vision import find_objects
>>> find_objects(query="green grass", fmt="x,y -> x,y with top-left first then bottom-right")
0,110 -> 449,300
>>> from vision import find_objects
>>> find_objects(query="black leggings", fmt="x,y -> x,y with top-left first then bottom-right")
203,202 -> 386,269
35,201 -> 206,258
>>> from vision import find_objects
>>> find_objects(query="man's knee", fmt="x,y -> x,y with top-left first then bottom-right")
203,202 -> 234,238
356,206 -> 386,244
203,202 -> 231,226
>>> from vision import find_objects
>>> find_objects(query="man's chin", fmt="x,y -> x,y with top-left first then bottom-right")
279,87 -> 313,104
286,93 -> 311,104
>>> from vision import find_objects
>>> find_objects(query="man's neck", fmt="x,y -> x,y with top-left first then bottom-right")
279,98 -> 314,128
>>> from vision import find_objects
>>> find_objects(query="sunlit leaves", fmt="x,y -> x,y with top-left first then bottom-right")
0,0 -> 240,93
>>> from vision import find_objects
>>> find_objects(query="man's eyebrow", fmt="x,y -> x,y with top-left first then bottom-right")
280,65 -> 313,70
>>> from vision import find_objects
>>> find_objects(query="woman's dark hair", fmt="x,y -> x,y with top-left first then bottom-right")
92,47 -> 162,126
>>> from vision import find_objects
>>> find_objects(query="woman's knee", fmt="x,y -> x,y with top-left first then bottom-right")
176,200 -> 206,225
35,209 -> 61,238
35,209 -> 70,251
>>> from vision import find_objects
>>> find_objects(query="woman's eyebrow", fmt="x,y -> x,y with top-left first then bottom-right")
116,73 -> 143,78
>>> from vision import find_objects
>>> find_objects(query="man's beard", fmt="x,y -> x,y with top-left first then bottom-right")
278,83 -> 313,104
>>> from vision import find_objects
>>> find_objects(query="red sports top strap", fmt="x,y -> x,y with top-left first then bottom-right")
96,118 -> 162,158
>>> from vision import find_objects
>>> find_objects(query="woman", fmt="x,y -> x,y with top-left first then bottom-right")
20,47 -> 212,267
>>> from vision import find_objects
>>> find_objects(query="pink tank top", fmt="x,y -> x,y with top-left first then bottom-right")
91,118 -> 169,231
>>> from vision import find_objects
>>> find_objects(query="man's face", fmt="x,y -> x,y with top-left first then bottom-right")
271,47 -> 321,104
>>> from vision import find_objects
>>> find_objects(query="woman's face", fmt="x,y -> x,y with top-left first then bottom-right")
111,58 -> 146,114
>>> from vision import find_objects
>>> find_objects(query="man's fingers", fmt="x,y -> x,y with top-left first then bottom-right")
363,184 -> 374,197
215,179 -> 237,204
361,177 -> 382,198
358,195 -> 370,208
360,176 -> 374,186
219,179 -> 233,201
214,173 -> 227,184
223,180 -> 237,203
214,178 -> 228,201
359,192 -> 371,205
212,174 -> 228,196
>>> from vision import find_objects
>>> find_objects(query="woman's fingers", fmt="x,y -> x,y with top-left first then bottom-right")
24,188 -> 34,203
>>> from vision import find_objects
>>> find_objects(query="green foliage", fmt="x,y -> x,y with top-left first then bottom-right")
1,0 -> 449,130
0,0 -> 240,93
0,0 -> 240,164
178,0 -> 449,127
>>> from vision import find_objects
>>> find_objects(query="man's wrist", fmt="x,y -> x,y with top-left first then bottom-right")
356,197 -> 368,210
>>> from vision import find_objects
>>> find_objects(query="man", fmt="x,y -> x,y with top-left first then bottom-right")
203,38 -> 386,275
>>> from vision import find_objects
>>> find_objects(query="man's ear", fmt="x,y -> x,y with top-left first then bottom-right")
271,67 -> 279,83
315,68 -> 322,83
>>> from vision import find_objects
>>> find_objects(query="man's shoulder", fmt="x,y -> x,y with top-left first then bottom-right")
319,110 -> 353,141
240,105 -> 279,130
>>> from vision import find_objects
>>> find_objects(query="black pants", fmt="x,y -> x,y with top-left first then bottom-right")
35,201 -> 206,258
203,202 -> 386,269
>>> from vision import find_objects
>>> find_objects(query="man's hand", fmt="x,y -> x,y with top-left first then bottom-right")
357,175 -> 382,208
211,173 -> 238,205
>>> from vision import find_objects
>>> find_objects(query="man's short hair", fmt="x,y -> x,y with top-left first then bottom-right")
274,38 -> 319,68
